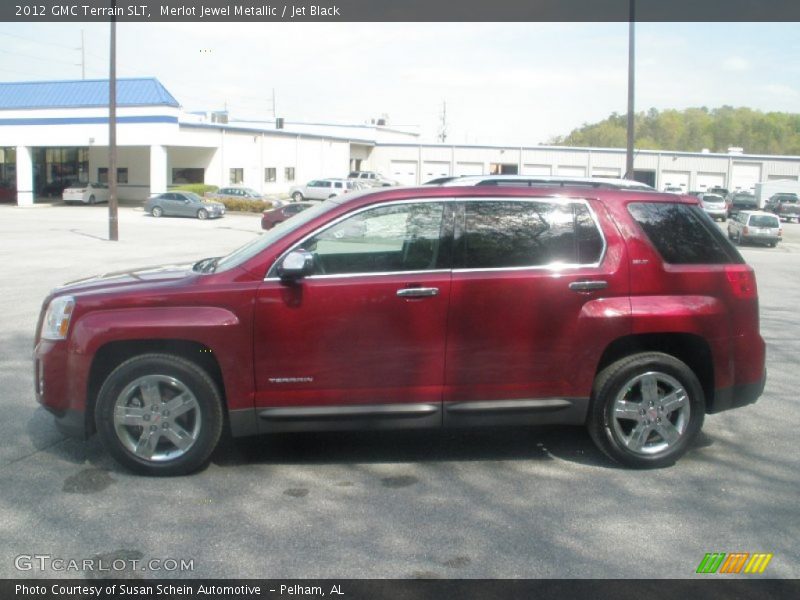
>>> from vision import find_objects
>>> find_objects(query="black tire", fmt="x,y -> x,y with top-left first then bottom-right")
88,195 -> 96,205
587,352 -> 705,468
197,208 -> 208,220
151,206 -> 163,218
94,354 -> 223,476
292,191 -> 303,202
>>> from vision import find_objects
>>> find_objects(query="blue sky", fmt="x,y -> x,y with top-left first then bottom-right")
1,21 -> 798,145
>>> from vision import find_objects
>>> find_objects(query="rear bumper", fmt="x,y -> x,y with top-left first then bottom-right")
710,371 -> 766,414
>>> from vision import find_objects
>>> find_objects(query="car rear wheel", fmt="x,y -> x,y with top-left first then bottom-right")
292,191 -> 303,202
95,354 -> 223,476
151,206 -> 163,218
587,352 -> 705,468
197,208 -> 208,220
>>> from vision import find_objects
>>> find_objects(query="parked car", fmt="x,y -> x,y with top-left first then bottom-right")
727,211 -> 782,247
424,176 -> 461,185
347,171 -> 399,187
208,187 -> 264,200
34,186 -> 766,475
699,193 -> 727,221
63,182 -> 109,205
0,184 -> 16,203
708,186 -> 730,198
440,175 -> 654,191
144,191 -> 225,219
289,178 -> 355,202
727,192 -> 758,216
764,192 -> 800,223
261,202 -> 313,230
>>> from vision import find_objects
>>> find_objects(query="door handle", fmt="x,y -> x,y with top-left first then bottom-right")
569,280 -> 608,292
397,287 -> 439,298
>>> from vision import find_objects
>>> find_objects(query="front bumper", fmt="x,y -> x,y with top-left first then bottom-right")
34,339 -> 91,438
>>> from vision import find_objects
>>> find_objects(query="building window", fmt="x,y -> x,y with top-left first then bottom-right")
230,168 -> 244,184
98,168 -> 129,184
265,167 -> 276,182
171,168 -> 204,185
285,167 -> 296,182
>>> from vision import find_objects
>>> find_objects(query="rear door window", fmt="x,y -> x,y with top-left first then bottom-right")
457,199 -> 604,269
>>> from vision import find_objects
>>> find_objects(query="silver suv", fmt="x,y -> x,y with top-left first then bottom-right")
347,171 -> 398,188
727,211 -> 782,247
289,178 -> 355,202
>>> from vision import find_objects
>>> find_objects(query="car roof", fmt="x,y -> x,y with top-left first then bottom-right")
324,184 -> 697,212
439,174 -> 653,190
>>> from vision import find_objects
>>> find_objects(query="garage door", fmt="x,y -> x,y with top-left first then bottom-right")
558,166 -> 586,177
592,167 -> 621,178
522,164 -> 552,176
390,161 -> 418,185
696,172 -> 725,191
731,163 -> 762,192
422,161 -> 450,181
455,162 -> 483,176
661,170 -> 690,191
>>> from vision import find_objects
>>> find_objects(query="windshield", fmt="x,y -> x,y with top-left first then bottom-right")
214,199 -> 341,272
703,195 -> 724,203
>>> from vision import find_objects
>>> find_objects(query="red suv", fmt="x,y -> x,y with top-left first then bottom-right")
34,187 -> 766,475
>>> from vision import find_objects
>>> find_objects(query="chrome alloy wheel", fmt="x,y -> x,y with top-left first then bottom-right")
113,375 -> 202,462
610,371 -> 691,456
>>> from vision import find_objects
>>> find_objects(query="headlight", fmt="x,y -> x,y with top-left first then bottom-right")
42,296 -> 75,340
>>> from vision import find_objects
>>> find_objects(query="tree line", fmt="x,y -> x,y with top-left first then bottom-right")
549,107 -> 800,155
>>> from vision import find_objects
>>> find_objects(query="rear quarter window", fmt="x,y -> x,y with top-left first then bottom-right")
628,202 -> 743,265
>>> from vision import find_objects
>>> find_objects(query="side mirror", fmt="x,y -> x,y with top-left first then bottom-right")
277,250 -> 315,280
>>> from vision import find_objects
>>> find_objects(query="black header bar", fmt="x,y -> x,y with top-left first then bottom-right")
2,0 -> 800,23
2,579 -> 798,600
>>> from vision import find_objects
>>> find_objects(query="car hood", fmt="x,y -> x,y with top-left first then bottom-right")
54,263 -> 196,296
204,201 -> 225,209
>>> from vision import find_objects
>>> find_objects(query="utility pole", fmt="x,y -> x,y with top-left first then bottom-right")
79,30 -> 85,79
625,0 -> 636,180
271,88 -> 277,119
438,101 -> 448,143
108,5 -> 118,241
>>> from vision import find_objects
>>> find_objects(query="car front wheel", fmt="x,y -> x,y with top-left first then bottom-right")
292,191 -> 303,202
197,208 -> 208,220
587,352 -> 704,468
151,206 -> 163,218
94,354 -> 223,476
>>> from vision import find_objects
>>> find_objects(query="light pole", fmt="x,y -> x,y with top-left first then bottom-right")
625,1 -> 636,180
108,3 -> 118,241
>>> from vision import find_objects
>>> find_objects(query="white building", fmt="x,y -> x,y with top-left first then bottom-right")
1,77 -> 799,206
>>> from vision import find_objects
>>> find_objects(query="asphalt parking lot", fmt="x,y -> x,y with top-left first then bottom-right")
0,203 -> 798,579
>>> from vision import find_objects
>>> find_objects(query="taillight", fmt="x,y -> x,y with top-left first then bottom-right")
779,228 -> 783,237
743,226 -> 749,235
725,266 -> 758,299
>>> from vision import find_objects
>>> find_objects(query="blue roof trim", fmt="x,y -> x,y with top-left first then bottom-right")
0,116 -> 178,126
0,78 -> 180,109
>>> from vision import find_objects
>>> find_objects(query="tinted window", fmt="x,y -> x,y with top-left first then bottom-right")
460,200 -> 603,269
303,202 -> 445,275
628,202 -> 742,265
